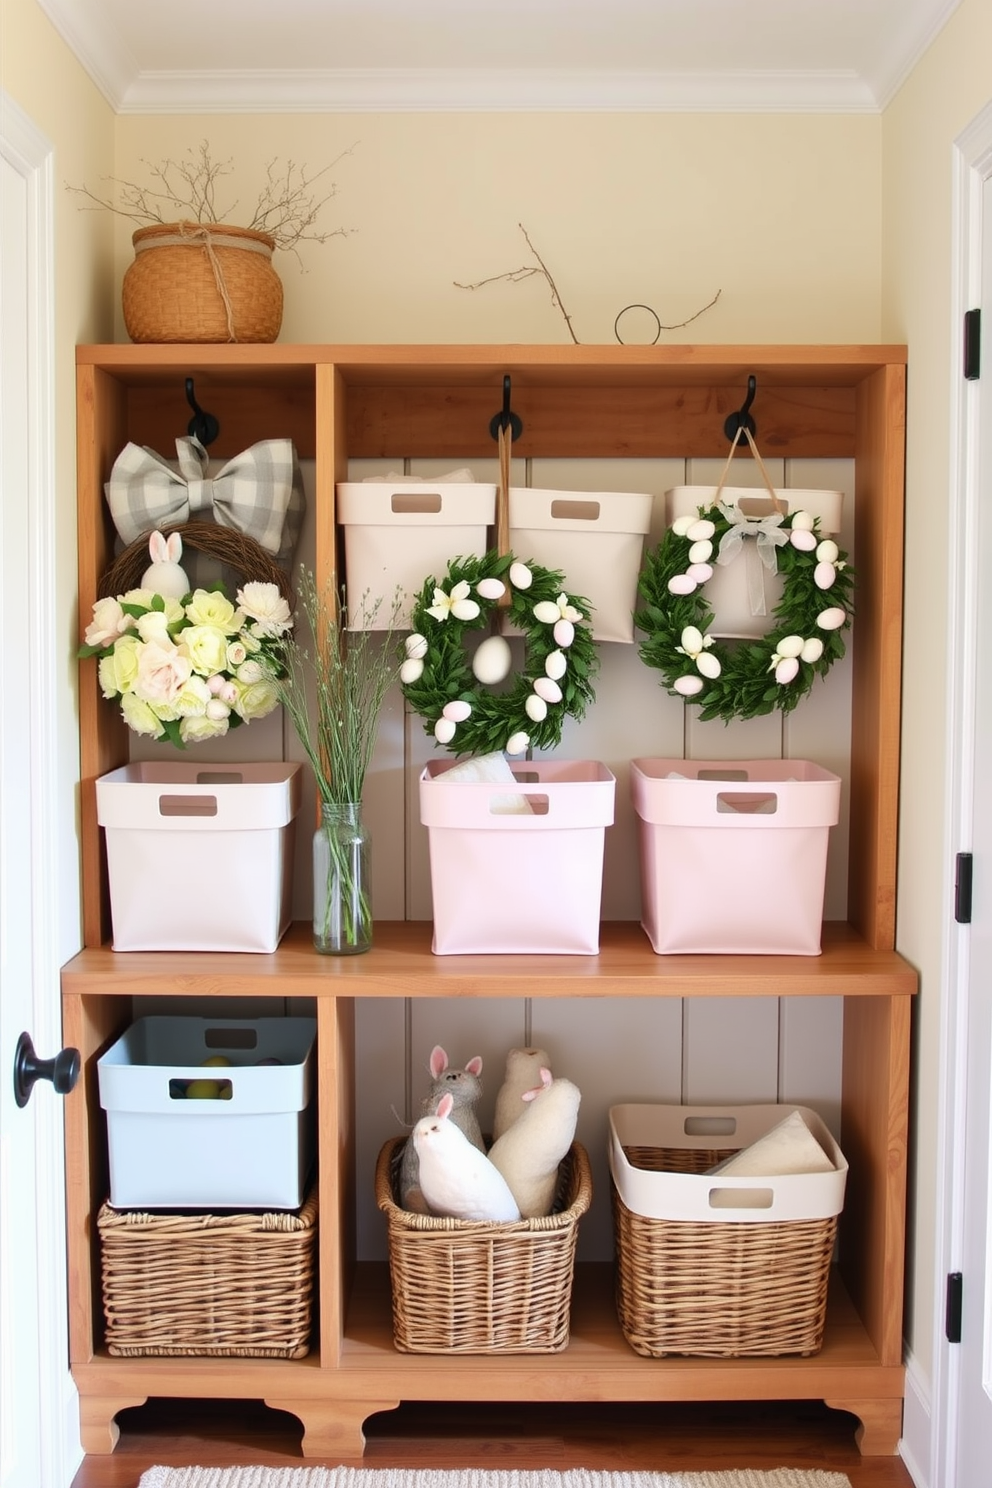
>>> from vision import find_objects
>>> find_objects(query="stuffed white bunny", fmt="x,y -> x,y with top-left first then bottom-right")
141,529 -> 189,600
487,1069 -> 581,1218
412,1092 -> 520,1222
398,1045 -> 485,1213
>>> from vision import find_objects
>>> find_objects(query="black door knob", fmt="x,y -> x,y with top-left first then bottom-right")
12,1032 -> 81,1108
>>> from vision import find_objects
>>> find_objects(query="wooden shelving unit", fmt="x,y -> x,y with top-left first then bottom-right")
64,343 -> 915,1458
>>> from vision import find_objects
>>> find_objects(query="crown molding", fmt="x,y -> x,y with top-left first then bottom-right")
115,67 -> 878,115
869,0 -> 963,107
37,0 -> 137,110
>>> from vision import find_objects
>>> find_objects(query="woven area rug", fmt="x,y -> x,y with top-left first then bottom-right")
138,1469 -> 853,1488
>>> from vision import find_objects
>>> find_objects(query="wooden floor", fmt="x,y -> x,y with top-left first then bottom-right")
69,1397 -> 918,1487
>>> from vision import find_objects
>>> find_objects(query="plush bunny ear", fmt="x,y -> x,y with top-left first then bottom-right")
165,532 -> 183,562
521,1068 -> 554,1102
147,530 -> 168,563
429,1046 -> 448,1079
465,1056 -> 483,1077
435,1092 -> 454,1121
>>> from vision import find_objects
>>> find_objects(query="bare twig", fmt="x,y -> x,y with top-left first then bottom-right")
455,222 -> 580,343
66,140 -> 357,268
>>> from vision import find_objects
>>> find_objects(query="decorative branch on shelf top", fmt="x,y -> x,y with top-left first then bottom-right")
455,221 -> 721,344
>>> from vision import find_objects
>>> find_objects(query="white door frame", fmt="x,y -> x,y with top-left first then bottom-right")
932,95 -> 992,1488
0,89 -> 80,1488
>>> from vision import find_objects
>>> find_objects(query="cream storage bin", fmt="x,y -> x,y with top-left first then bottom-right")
630,758 -> 841,955
336,480 -> 496,628
95,762 -> 301,953
419,758 -> 616,954
664,485 -> 843,639
509,486 -> 653,643
97,1015 -> 317,1210
609,1102 -> 847,1358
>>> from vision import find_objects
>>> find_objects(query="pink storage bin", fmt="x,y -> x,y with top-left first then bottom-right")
419,759 -> 616,955
631,758 -> 841,956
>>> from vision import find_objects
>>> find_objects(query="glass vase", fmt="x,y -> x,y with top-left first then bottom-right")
312,801 -> 372,955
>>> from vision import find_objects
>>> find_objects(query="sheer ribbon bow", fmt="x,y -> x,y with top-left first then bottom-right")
715,502 -> 790,617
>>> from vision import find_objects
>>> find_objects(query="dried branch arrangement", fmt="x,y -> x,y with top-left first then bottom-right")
455,221 -> 721,343
67,140 -> 357,266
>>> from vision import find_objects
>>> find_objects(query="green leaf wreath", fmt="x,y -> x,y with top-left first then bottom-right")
634,505 -> 855,724
400,550 -> 599,756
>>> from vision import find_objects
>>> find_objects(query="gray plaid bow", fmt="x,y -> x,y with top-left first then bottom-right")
105,435 -> 305,569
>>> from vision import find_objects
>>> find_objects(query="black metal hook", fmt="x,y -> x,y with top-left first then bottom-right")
723,374 -> 757,443
489,375 -> 523,442
185,378 -> 220,447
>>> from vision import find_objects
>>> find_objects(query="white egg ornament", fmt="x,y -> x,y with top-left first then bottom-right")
687,562 -> 714,583
476,577 -> 506,601
696,651 -> 722,679
442,700 -> 472,723
816,539 -> 840,564
405,633 -> 428,659
400,657 -> 424,684
506,730 -> 530,755
814,560 -> 838,590
816,606 -> 847,631
533,676 -> 563,704
668,573 -> 698,596
553,619 -> 575,647
775,657 -> 800,685
688,539 -> 714,564
790,528 -> 818,552
525,694 -> 548,722
472,635 -> 513,685
509,562 -> 533,591
674,675 -> 705,697
801,637 -> 824,663
686,518 -> 716,542
790,510 -> 816,532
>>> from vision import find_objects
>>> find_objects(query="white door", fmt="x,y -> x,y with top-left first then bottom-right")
0,93 -> 79,1488
953,169 -> 992,1485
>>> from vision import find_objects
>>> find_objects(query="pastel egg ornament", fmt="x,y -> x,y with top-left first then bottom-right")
814,560 -> 838,590
476,576 -> 506,601
816,606 -> 847,631
472,634 -> 513,685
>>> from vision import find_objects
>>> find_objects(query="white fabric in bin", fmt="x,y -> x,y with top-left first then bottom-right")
437,751 -> 532,814
708,1110 -> 836,1177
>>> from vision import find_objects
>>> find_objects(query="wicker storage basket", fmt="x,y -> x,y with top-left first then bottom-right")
122,222 -> 284,344
610,1105 -> 844,1359
97,1183 -> 317,1357
375,1136 -> 592,1353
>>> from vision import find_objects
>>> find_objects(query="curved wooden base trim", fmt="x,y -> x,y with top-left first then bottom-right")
824,1397 -> 904,1455
77,1394 -> 149,1453
265,1396 -> 400,1458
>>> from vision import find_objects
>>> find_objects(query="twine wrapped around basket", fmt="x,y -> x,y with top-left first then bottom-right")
98,522 -> 295,610
122,221 -> 284,344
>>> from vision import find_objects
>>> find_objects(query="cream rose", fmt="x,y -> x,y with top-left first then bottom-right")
172,674 -> 212,718
120,692 -> 165,738
184,589 -> 243,634
84,596 -> 129,648
180,713 -> 230,744
181,624 -> 230,676
98,635 -> 141,696
238,582 -> 293,636
133,640 -> 192,705
233,677 -> 280,721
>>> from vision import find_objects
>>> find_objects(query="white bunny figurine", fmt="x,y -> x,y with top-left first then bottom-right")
399,1045 -> 485,1213
487,1069 -> 581,1219
412,1092 -> 521,1222
492,1046 -> 551,1142
141,529 -> 189,600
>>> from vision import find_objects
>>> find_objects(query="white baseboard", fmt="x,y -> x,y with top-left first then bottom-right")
900,1347 -> 932,1488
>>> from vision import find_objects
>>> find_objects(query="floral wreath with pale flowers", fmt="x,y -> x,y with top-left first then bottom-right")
399,551 -> 598,755
634,504 -> 855,724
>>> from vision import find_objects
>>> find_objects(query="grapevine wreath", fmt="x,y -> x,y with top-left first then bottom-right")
634,503 -> 855,724
400,550 -> 598,755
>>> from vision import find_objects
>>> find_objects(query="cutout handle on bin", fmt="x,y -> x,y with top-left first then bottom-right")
205,1027 -> 258,1050
549,498 -> 601,522
390,492 -> 443,514
158,795 -> 218,818
683,1115 -> 738,1137
490,792 -> 549,816
716,792 -> 778,815
708,1186 -> 774,1210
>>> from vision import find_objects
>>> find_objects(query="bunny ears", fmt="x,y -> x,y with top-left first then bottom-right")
141,528 -> 190,601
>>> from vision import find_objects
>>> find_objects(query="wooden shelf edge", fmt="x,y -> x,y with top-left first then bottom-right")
61,920 -> 919,999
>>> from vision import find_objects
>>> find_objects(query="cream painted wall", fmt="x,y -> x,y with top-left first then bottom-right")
881,0 -> 992,1398
2,0 -> 117,956
111,112 -> 882,345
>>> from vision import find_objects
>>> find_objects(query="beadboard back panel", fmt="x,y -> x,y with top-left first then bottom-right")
130,445 -> 853,1259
